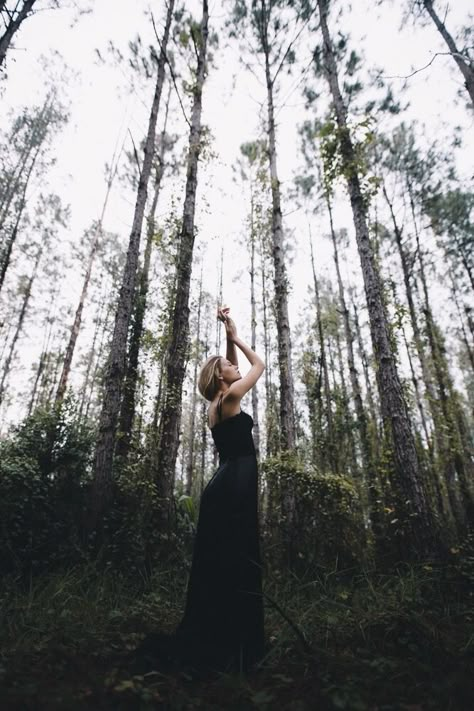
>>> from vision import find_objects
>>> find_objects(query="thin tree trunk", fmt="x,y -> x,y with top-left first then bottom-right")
155,0 -> 209,528
259,228 -> 276,457
422,0 -> 474,110
27,285 -> 58,416
0,244 -> 42,405
0,138 -> 42,293
318,0 -> 432,551
0,106 -> 46,228
84,296 -> 114,422
250,193 -> 260,459
90,0 -> 175,530
450,272 -> 474,374
309,234 -> 336,472
0,0 -> 36,68
382,183 -> 454,527
334,324 -> 359,476
185,264 -> 204,496
212,248 -> 224,469
327,197 -> 375,496
78,286 -> 105,422
199,315 -> 211,495
261,1 -> 296,452
116,109 -> 170,459
55,142 -> 122,405
413,206 -> 474,525
352,299 -> 378,430
382,182 -> 439,431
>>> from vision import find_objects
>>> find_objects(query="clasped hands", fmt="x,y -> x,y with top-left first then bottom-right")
217,305 -> 237,341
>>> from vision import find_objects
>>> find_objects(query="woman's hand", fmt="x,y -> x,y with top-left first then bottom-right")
218,306 -> 237,341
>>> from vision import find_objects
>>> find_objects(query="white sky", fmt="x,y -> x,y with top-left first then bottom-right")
0,0 -> 473,427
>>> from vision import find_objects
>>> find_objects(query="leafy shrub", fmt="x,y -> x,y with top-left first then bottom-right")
262,452 -> 367,571
0,403 -> 93,576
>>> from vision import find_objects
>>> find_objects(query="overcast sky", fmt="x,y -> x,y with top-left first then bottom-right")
0,0 -> 473,425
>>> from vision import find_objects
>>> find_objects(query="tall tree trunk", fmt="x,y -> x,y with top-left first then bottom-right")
0,97 -> 50,229
250,195 -> 260,459
78,283 -> 106,422
261,8 -> 296,452
155,0 -> 209,528
0,243 -> 42,405
210,248 -> 224,469
198,314 -> 211,495
0,138 -> 43,293
259,228 -> 278,457
55,142 -> 122,405
334,324 -> 359,477
382,180 -> 442,459
318,0 -> 432,551
450,272 -> 474,374
309,234 -> 336,472
84,295 -> 114,422
327,197 -> 375,495
422,0 -> 474,110
352,298 -> 378,431
185,268 -> 205,496
90,0 -> 174,530
116,94 -> 170,460
0,0 -> 36,69
27,285 -> 58,416
413,208 -> 474,526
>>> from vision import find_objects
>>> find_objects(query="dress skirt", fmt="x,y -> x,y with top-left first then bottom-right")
176,453 -> 264,672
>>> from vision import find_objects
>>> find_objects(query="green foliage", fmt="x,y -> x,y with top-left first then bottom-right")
318,117 -> 380,206
424,188 -> 474,286
1,554 -> 473,709
262,452 -> 366,570
0,403 -> 93,576
0,403 -> 191,579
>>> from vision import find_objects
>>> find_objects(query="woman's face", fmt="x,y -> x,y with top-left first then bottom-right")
219,358 -> 241,385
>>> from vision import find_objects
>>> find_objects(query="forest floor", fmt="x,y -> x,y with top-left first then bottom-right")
0,554 -> 473,711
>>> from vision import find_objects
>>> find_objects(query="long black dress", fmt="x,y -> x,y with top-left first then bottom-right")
136,397 -> 264,674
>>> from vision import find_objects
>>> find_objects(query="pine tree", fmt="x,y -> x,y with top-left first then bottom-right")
90,0 -> 175,530
315,0 -> 432,552
156,0 -> 209,528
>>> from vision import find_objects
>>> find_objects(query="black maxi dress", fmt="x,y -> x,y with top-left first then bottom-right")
138,396 -> 264,674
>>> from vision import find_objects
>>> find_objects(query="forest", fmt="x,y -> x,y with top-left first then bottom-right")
0,0 -> 473,709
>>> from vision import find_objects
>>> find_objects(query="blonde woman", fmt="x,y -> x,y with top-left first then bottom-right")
135,306 -> 265,676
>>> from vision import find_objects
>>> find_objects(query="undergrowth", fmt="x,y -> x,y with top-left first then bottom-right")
0,553 -> 473,710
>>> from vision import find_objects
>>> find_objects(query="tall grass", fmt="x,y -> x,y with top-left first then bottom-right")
0,555 -> 472,710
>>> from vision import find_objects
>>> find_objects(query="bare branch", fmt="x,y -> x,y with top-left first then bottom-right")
380,49 -> 474,81
150,11 -> 192,130
128,128 -> 142,180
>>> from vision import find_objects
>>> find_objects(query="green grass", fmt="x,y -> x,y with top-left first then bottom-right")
0,556 -> 473,710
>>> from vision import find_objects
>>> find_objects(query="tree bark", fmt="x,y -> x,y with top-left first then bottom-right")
155,0 -> 209,528
89,0 -> 174,530
382,182 -> 438,441
327,199 -> 373,480
0,0 -> 37,69
318,0 -> 432,552
413,208 -> 474,526
185,265 -> 204,496
0,243 -> 42,405
250,192 -> 261,459
115,102 -> 170,460
260,0 -> 296,452
0,138 -> 42,293
422,0 -> 474,110
309,234 -> 336,472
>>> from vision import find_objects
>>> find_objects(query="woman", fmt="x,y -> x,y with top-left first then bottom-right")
135,306 -> 265,675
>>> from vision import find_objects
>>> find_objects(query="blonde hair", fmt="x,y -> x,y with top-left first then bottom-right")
198,355 -> 222,401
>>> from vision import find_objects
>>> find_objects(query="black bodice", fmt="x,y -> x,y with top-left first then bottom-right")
211,411 -> 256,462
